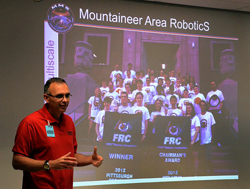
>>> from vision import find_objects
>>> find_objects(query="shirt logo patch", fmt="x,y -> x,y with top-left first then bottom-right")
200,119 -> 207,128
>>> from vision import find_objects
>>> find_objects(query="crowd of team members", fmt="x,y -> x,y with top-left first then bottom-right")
88,63 -> 225,175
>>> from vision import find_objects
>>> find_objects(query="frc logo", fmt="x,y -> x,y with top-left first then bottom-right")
114,119 -> 132,133
165,121 -> 182,136
47,3 -> 74,33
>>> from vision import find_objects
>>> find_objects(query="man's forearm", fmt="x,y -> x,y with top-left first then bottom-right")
13,152 -> 78,171
75,153 -> 92,167
12,155 -> 44,172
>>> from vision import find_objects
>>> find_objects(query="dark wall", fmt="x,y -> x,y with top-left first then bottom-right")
1,0 -> 250,188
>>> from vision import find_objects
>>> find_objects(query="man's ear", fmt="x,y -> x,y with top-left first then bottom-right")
44,94 -> 49,103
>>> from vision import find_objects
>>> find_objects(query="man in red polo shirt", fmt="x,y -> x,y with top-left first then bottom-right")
12,78 -> 103,189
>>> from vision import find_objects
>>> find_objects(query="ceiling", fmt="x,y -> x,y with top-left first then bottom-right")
144,0 -> 250,12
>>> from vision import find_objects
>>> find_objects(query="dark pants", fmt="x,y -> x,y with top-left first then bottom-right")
210,111 -> 224,145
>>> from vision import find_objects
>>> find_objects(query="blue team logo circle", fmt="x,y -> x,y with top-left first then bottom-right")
47,4 -> 74,33
118,123 -> 132,133
169,125 -> 179,136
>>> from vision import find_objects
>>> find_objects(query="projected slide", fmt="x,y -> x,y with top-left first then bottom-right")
44,1 -> 238,187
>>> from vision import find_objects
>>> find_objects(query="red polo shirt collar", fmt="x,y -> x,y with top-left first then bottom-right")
39,104 -> 65,125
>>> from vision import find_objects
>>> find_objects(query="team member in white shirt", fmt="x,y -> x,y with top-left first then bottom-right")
149,99 -> 165,133
190,76 -> 198,86
175,78 -> 185,97
132,92 -> 150,141
104,81 -> 119,111
124,83 -> 133,107
124,63 -> 136,79
206,81 -> 225,147
188,82 -> 195,99
113,73 -> 123,89
192,85 -> 205,115
186,103 -> 200,146
149,74 -> 158,88
110,64 -> 123,82
144,68 -> 151,79
166,85 -> 180,109
143,77 -> 156,105
100,79 -> 109,101
181,76 -> 189,90
186,102 -> 200,176
156,70 -> 165,84
166,95 -> 183,116
157,78 -> 164,89
206,81 -> 224,114
131,79 -> 149,107
118,92 -> 133,114
198,100 -> 216,175
123,70 -> 133,86
164,78 -> 171,94
114,77 -> 124,96
151,85 -> 166,106
88,87 -> 102,139
178,89 -> 193,115
95,97 -> 112,142
169,70 -> 177,85
139,70 -> 146,86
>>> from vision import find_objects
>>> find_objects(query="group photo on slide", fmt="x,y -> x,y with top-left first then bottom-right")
55,18 -> 238,182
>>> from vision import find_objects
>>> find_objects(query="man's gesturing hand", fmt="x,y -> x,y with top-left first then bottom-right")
91,146 -> 103,167
50,152 -> 78,170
